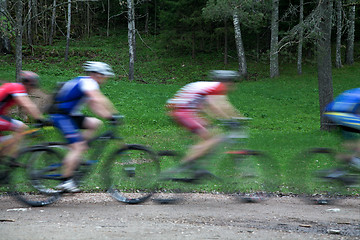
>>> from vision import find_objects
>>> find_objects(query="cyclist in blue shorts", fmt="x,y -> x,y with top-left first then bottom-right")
49,61 -> 119,192
324,88 -> 360,171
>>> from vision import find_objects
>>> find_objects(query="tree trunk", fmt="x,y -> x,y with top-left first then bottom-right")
0,0 -> 12,53
335,0 -> 342,68
192,31 -> 195,59
317,0 -> 333,131
49,0 -> 56,45
224,19 -> 228,65
107,0 -> 110,37
15,0 -> 23,81
270,0 -> 279,78
87,2 -> 90,38
144,0 -> 149,34
232,12 -> 247,79
65,0 -> 71,61
345,1 -> 355,65
42,2 -> 48,44
128,0 -> 135,81
32,0 -> 38,44
131,0 -> 136,61
27,0 -> 33,45
297,0 -> 304,75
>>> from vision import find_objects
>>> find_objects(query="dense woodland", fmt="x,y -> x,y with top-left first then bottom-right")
0,0 -> 359,128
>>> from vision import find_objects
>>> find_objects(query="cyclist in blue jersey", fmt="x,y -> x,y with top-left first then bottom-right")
324,88 -> 360,171
49,61 -> 119,192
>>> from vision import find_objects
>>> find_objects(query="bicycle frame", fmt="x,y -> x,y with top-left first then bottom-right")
32,124 -> 124,182
154,119 -> 276,204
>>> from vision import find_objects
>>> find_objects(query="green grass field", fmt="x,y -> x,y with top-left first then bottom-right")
0,33 -> 359,196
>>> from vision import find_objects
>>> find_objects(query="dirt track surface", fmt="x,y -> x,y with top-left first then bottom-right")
0,193 -> 359,240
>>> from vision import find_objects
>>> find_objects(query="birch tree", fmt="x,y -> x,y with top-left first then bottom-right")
49,0 -> 56,45
345,0 -> 355,65
270,0 -> 279,78
65,0 -> 71,61
297,0 -> 304,75
128,0 -> 135,81
15,0 -> 23,81
335,0 -> 342,68
317,0 -> 333,130
233,11 -> 247,79
27,0 -> 32,45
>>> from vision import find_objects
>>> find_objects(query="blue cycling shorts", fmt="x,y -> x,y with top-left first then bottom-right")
50,114 -> 86,144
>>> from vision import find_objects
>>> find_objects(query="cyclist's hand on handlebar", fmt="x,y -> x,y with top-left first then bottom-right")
108,114 -> 124,125
218,119 -> 240,128
232,117 -> 252,121
35,118 -> 53,128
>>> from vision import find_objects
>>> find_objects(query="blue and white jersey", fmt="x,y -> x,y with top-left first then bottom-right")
55,76 -> 99,114
325,88 -> 360,113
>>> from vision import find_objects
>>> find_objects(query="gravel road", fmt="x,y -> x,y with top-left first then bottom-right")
0,193 -> 359,240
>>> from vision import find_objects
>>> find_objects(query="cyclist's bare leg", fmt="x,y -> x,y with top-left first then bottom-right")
2,122 -> 28,158
181,127 -> 222,163
182,137 -> 222,163
62,141 -> 88,178
81,117 -> 103,140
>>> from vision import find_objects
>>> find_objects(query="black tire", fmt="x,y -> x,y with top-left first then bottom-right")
11,146 -> 63,207
292,148 -> 350,205
103,144 -> 159,204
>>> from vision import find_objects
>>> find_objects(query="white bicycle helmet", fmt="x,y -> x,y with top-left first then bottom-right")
83,61 -> 115,77
209,70 -> 240,82
19,70 -> 40,87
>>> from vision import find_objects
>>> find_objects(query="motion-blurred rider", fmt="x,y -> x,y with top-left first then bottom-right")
324,89 -> 360,171
49,61 -> 119,192
166,70 -> 244,173
0,71 -> 47,160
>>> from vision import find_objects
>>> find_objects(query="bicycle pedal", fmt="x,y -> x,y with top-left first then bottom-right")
82,160 -> 98,166
158,150 -> 178,157
124,167 -> 136,177
9,162 -> 22,168
193,170 -> 215,179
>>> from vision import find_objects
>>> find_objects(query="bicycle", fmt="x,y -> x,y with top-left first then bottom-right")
0,127 -> 44,196
292,148 -> 360,205
153,118 -> 280,204
13,117 -> 160,207
291,126 -> 360,205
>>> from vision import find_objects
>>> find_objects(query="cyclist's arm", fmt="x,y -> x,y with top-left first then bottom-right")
86,89 -> 118,119
205,95 -> 243,119
14,95 -> 44,120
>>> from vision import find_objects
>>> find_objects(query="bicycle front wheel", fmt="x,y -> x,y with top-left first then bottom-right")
291,148 -> 347,205
104,144 -> 159,204
220,149 -> 279,203
11,146 -> 63,207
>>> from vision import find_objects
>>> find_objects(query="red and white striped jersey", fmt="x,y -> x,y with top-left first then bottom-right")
167,81 -> 227,109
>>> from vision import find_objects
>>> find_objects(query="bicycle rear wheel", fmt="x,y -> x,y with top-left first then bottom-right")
222,150 -> 278,203
11,146 -> 63,207
104,144 -> 159,204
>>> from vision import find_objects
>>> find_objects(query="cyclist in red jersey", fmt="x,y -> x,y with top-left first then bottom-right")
166,70 -> 243,170
0,71 -> 47,159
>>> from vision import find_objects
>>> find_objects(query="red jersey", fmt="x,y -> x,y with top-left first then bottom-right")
167,81 -> 227,109
0,83 -> 28,115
